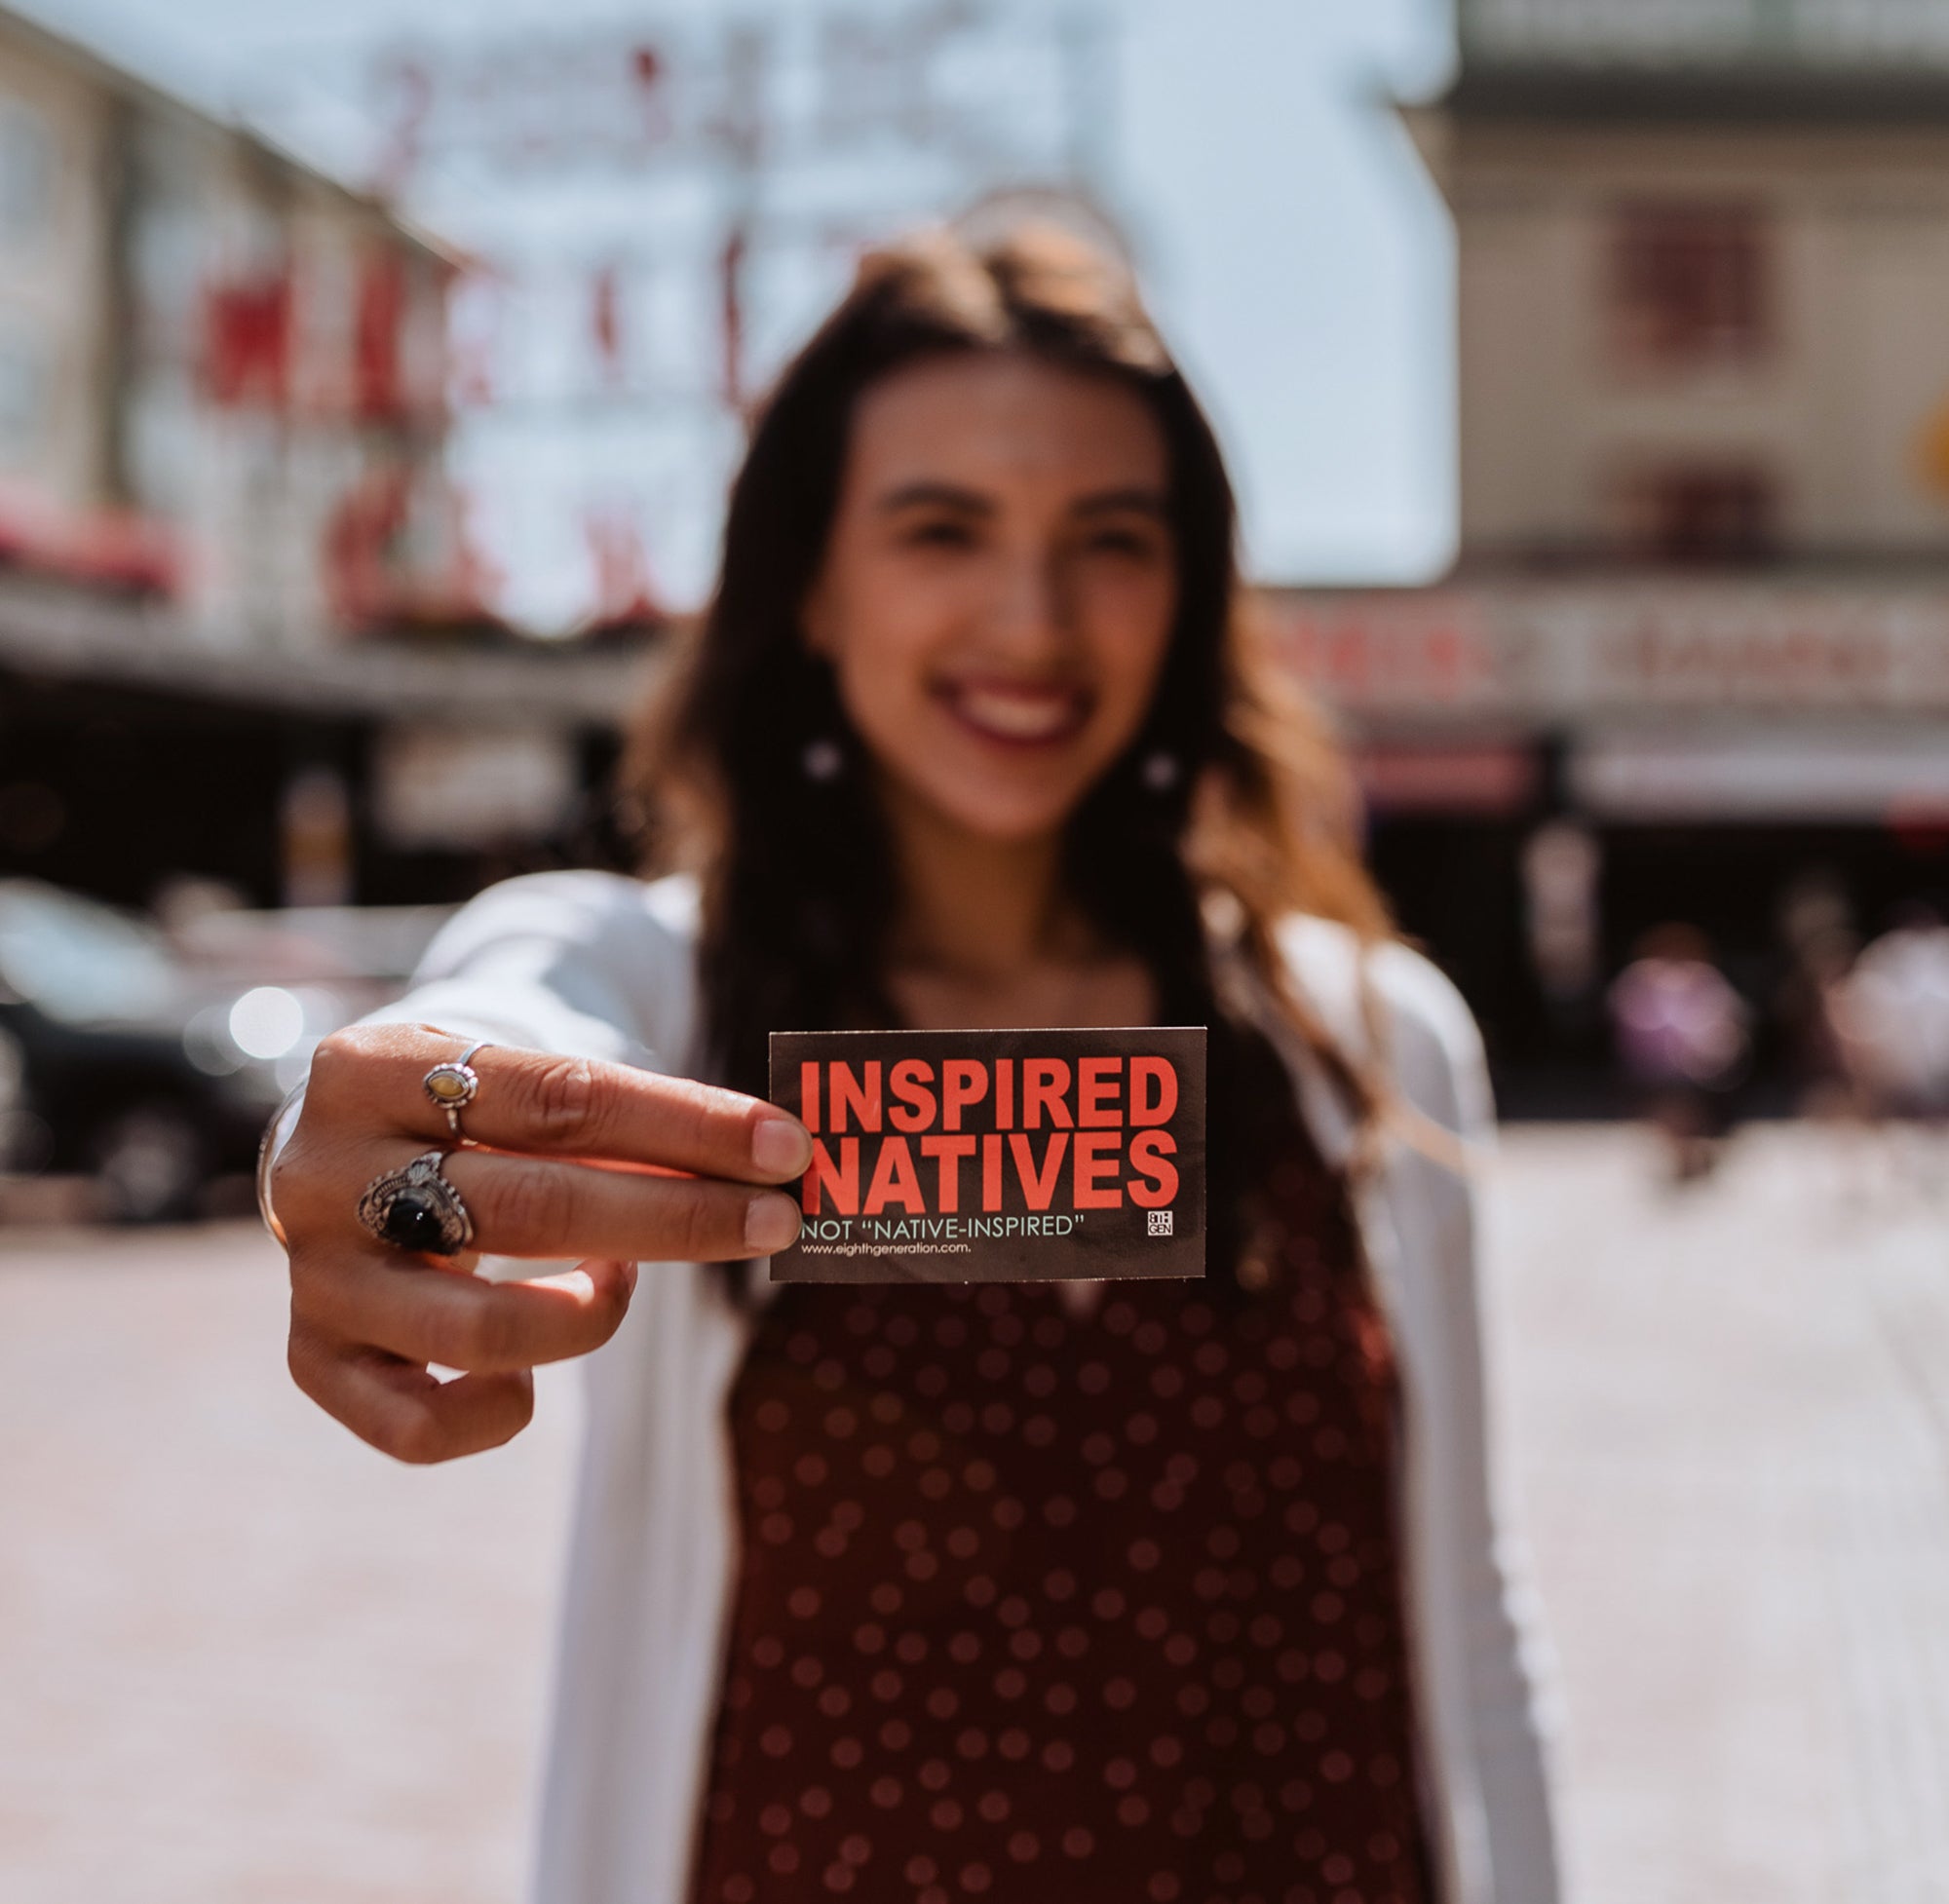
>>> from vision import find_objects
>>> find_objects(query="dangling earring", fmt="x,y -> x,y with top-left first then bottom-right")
1141,749 -> 1180,793
802,737 -> 844,783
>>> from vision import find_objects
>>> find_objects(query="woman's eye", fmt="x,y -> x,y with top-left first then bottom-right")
1086,527 -> 1160,558
903,518 -> 976,549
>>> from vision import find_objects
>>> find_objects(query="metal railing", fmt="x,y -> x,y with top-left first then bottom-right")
1460,0 -> 1949,69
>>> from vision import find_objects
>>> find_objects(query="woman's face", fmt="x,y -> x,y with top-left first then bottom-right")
804,351 -> 1179,846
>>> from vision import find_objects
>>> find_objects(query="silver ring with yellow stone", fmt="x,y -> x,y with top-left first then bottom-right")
422,1039 -> 491,1142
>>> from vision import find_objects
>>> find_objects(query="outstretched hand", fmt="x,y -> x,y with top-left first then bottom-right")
271,1024 -> 809,1464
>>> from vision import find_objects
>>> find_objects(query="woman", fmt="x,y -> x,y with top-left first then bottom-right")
268,226 -> 1559,1904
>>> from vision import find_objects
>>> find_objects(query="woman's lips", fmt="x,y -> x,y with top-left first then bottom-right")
934,679 -> 1092,747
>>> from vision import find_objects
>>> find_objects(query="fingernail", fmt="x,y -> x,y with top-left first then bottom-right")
745,1193 -> 802,1255
751,1116 -> 812,1179
621,1260 -> 639,1298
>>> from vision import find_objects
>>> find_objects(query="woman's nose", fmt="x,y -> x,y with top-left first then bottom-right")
983,550 -> 1073,658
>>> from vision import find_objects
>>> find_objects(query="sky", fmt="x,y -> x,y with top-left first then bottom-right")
19,0 -> 1458,600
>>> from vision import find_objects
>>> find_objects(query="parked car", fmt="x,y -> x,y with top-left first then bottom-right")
0,880 -> 352,1221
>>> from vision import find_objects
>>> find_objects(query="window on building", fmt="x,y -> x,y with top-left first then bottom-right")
1612,205 -> 1771,369
1614,464 -> 1779,565
0,98 -> 54,250
0,324 -> 46,463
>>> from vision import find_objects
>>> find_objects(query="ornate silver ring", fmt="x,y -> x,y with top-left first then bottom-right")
422,1039 -> 491,1142
357,1149 -> 476,1257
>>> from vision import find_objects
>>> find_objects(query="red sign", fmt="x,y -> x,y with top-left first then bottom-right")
1267,582 -> 1949,717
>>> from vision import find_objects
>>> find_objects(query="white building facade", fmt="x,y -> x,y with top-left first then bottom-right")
0,8 -> 651,915
0,6 -> 465,642
1276,0 -> 1949,1096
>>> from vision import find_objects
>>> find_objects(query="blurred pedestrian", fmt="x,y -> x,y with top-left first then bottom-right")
1833,905 -> 1949,1119
1829,905 -> 1949,1197
260,226 -> 1558,1904
1772,870 -> 1858,1123
1608,924 -> 1749,1183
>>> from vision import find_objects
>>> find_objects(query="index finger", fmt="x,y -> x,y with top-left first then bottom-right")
307,1025 -> 812,1184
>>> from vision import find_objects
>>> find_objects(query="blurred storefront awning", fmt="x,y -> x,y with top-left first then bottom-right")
0,577 -> 668,724
1571,726 -> 1949,823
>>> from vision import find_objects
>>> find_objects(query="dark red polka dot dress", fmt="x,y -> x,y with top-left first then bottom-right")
688,1125 -> 1433,1904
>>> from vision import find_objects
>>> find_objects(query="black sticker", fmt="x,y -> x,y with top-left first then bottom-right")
767,1026 -> 1205,1284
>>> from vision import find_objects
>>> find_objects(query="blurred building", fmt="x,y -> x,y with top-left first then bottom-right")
1278,0 -> 1949,1099
0,5 -> 651,914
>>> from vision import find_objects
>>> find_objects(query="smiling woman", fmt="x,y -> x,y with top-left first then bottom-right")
265,222 -> 1559,1904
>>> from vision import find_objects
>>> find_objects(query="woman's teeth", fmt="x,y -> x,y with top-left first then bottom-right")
945,684 -> 1087,743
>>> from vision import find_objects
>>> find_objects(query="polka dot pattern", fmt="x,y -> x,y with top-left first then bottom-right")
689,1130 -> 1430,1904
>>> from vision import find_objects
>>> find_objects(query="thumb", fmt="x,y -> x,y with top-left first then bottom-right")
519,1256 -> 638,1341
567,1256 -> 638,1303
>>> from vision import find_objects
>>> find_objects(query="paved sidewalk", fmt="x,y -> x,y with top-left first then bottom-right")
1492,1125 -> 1949,1904
0,1223 -> 577,1904
0,1125 -> 1945,1902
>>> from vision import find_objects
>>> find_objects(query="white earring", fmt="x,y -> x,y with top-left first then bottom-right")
1141,750 -> 1180,792
802,738 -> 843,783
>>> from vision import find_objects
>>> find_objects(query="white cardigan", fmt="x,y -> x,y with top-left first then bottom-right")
360,870 -> 1562,1904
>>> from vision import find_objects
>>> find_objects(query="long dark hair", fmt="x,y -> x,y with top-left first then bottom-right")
631,223 -> 1394,1292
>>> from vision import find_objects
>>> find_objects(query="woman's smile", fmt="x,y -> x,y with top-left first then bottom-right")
930,674 -> 1096,748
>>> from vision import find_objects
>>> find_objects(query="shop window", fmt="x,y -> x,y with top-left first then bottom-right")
1611,204 -> 1770,370
1614,464 -> 1778,565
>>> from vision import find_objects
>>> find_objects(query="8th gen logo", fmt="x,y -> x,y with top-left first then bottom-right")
1147,1209 -> 1173,1238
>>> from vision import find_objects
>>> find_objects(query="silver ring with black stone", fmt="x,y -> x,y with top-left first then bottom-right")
356,1149 -> 476,1257
422,1039 -> 491,1142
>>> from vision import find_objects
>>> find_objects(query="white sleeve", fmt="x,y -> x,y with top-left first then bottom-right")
358,870 -> 691,1072
262,871 -> 697,1195
1374,945 -> 1564,1904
